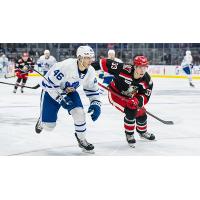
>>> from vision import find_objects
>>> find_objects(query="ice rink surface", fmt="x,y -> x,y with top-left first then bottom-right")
0,76 -> 200,156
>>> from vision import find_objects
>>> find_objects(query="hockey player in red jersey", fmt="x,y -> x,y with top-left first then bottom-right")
13,52 -> 34,93
92,55 -> 155,147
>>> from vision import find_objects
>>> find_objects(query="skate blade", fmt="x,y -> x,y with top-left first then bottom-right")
35,131 -> 42,134
128,144 -> 135,148
81,149 -> 95,154
139,136 -> 157,142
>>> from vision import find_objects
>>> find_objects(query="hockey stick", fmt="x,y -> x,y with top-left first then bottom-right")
4,74 -> 15,79
4,69 -> 29,79
98,82 -> 174,125
0,81 -> 40,89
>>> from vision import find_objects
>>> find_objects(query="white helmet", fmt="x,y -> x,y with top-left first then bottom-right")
44,49 -> 50,55
108,49 -> 115,55
76,46 -> 95,58
186,50 -> 191,55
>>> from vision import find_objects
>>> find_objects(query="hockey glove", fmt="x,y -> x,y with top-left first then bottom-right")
126,97 -> 139,110
88,101 -> 101,121
61,81 -> 80,94
58,96 -> 75,110
23,65 -> 33,73
99,72 -> 104,79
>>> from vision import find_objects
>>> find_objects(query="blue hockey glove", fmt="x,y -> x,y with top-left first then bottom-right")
58,95 -> 74,110
88,101 -> 101,121
99,72 -> 104,79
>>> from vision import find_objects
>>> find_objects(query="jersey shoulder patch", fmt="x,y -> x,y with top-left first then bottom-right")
123,64 -> 133,73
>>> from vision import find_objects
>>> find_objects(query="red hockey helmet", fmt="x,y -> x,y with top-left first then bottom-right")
133,56 -> 148,67
22,52 -> 29,57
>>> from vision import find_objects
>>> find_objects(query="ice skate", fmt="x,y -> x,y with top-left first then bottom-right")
139,132 -> 155,140
125,133 -> 136,148
75,133 -> 94,153
13,88 -> 17,93
21,88 -> 24,93
189,82 -> 195,87
35,118 -> 43,134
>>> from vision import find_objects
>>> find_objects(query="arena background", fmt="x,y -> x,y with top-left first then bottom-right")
1,43 -> 200,79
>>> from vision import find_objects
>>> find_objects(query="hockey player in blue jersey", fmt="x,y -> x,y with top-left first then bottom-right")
181,50 -> 195,87
35,46 -> 101,153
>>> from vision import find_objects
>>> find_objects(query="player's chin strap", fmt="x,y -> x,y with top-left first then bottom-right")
78,57 -> 90,71
77,57 -> 84,70
98,82 -> 174,125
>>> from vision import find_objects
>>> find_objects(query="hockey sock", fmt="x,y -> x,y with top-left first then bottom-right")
136,117 -> 147,134
14,78 -> 22,89
124,116 -> 135,135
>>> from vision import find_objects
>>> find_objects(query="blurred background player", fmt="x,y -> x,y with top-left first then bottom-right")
35,46 -> 101,153
13,52 -> 34,93
108,49 -> 122,62
93,56 -> 155,148
181,50 -> 195,87
37,49 -> 57,75
0,54 -> 9,74
102,49 -> 123,85
98,49 -> 123,94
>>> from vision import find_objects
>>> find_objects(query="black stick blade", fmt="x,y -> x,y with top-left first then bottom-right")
162,121 -> 174,125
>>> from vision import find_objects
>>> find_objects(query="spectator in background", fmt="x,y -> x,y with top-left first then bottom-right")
22,43 -> 27,48
166,53 -> 171,65
0,48 -> 6,54
161,53 -> 168,64
29,48 -> 35,57
107,43 -> 114,49
10,47 -> 17,54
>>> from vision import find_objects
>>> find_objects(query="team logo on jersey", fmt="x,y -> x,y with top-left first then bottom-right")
123,65 -> 132,73
121,85 -> 138,97
79,73 -> 86,79
124,80 -> 132,85
65,81 -> 80,90
111,62 -> 118,69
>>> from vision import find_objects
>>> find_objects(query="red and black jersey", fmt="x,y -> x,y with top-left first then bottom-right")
92,58 -> 153,108
15,57 -> 35,72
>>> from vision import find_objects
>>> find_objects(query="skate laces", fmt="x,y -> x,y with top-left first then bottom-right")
81,139 -> 90,146
142,132 -> 151,138
37,121 -> 43,130
126,134 -> 134,141
77,134 -> 89,146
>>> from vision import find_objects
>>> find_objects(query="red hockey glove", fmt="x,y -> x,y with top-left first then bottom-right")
126,97 -> 139,109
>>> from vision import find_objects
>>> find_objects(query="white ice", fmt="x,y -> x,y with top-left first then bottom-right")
0,76 -> 200,156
